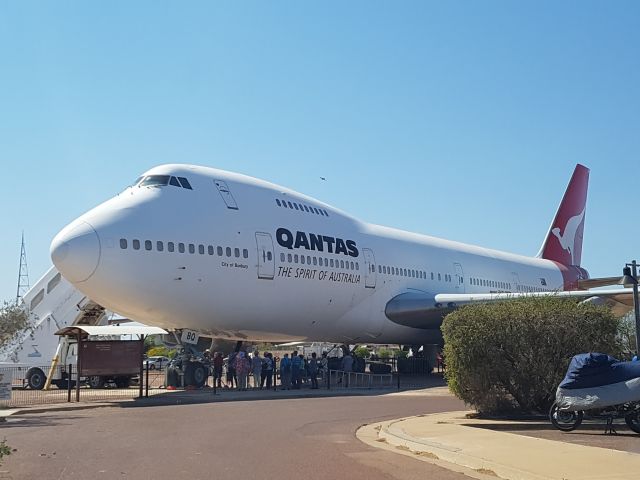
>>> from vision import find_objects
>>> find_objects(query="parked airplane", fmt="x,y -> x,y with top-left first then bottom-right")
49,164 -> 633,346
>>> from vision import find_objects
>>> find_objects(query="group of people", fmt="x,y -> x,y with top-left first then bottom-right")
207,350 -> 333,391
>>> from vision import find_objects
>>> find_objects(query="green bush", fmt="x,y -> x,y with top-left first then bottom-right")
395,349 -> 409,359
0,438 -> 12,464
354,346 -> 370,358
442,296 -> 621,414
147,346 -> 171,358
617,312 -> 637,359
377,348 -> 392,359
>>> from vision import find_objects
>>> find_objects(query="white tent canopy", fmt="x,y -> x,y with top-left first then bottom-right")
55,325 -> 168,337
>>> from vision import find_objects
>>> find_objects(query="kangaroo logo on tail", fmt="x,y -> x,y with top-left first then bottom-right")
551,207 -> 585,266
537,164 -> 589,267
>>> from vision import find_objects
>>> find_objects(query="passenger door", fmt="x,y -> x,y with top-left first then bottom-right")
511,272 -> 520,292
255,233 -> 275,280
214,180 -> 239,210
453,263 -> 465,293
363,248 -> 376,288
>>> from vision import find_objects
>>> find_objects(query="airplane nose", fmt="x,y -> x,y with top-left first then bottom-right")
50,221 -> 101,282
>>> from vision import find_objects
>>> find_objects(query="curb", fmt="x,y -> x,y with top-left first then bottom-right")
357,416 -> 499,480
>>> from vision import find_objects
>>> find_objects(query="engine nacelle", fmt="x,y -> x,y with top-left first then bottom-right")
385,291 -> 453,330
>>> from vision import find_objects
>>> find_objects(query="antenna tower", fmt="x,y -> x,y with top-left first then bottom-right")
16,232 -> 30,304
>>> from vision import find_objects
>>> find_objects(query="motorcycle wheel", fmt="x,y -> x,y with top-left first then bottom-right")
624,411 -> 640,434
549,402 -> 583,431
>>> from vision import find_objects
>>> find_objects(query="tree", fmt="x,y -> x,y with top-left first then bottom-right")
0,300 -> 29,350
442,296 -> 621,414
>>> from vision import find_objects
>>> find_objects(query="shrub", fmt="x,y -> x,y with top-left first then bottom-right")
442,296 -> 621,414
394,349 -> 409,359
0,439 -> 12,464
377,348 -> 392,360
147,346 -> 171,358
617,312 -> 637,359
353,346 -> 370,358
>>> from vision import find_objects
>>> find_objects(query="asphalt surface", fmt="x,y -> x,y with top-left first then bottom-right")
1,392 -> 467,480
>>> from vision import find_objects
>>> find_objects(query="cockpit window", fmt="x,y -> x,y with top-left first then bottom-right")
136,175 -> 193,190
177,177 -> 192,189
140,175 -> 170,187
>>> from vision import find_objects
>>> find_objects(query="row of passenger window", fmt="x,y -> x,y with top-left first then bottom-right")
470,277 -> 550,293
275,199 -> 329,217
119,238 -> 249,259
280,252 -> 359,270
470,277 -> 510,290
377,264 -> 459,283
517,284 -> 548,293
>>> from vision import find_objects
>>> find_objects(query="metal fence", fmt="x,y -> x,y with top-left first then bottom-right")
325,369 -> 394,389
0,364 -> 170,408
0,358 -> 438,408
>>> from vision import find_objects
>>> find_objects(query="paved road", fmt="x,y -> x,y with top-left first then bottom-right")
2,392 -> 466,480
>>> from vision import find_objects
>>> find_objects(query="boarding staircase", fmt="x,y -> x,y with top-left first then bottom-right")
0,266 -> 108,366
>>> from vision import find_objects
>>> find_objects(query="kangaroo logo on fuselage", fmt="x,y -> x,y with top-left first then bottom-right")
551,207 -> 585,265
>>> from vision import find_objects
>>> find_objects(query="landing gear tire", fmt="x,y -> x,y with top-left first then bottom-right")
26,368 -> 46,390
192,364 -> 207,388
549,402 -> 583,431
184,362 -> 207,388
114,377 -> 131,389
625,411 -> 640,434
166,366 -> 181,388
88,375 -> 106,389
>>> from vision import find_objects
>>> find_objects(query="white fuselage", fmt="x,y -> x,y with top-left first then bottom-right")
51,164 -> 566,345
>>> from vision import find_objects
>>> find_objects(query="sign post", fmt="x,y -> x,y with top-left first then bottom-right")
0,370 -> 11,402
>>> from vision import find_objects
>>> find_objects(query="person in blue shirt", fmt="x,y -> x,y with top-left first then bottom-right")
291,350 -> 302,389
280,353 -> 291,389
308,352 -> 319,389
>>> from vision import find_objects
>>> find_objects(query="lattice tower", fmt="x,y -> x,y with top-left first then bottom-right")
16,232 -> 29,304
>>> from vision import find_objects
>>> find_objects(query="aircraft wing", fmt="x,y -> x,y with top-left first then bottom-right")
577,277 -> 625,290
434,288 -> 636,318
433,288 -> 634,305
385,288 -> 636,330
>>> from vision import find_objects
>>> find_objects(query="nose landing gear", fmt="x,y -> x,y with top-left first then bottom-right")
165,330 -> 211,389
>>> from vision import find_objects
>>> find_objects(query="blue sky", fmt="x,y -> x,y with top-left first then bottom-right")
1,1 -> 639,301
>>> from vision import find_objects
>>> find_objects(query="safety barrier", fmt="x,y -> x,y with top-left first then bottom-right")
0,363 -> 169,408
325,369 -> 394,389
0,360 -> 438,407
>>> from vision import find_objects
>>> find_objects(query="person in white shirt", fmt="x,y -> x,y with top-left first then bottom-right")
251,351 -> 263,389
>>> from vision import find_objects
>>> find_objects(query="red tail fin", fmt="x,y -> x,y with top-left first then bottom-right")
537,164 -> 589,267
